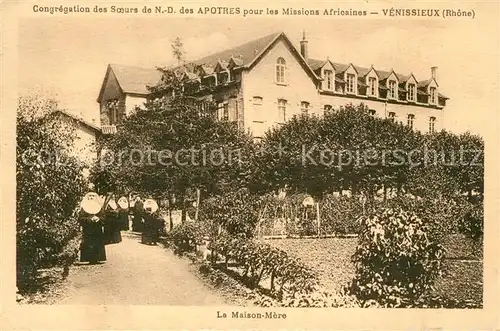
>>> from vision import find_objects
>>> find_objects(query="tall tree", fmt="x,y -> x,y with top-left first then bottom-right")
91,38 -> 255,221
171,37 -> 186,66
17,93 -> 87,289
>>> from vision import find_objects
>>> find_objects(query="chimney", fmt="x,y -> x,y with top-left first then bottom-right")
431,66 -> 438,80
300,30 -> 308,60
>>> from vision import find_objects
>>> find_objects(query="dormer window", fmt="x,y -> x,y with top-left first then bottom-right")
368,77 -> 377,96
276,57 -> 286,84
407,83 -> 416,102
429,87 -> 437,104
204,76 -> 216,88
218,71 -> 229,85
232,70 -> 241,82
324,70 -> 333,90
346,74 -> 356,94
407,114 -> 415,129
388,80 -> 397,99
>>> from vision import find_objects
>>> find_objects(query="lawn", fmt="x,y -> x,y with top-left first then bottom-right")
264,234 -> 483,306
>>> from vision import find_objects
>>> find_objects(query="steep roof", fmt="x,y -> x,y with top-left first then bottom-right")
191,32 -> 281,68
52,109 -> 101,132
418,78 -> 433,87
109,63 -> 162,94
308,58 -> 327,71
98,32 -> 444,102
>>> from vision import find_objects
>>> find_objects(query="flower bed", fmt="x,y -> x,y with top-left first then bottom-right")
266,236 -> 483,308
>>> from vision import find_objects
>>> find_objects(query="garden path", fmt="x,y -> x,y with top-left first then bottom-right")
56,232 -> 225,305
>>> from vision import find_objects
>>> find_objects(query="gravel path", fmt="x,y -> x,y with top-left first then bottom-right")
56,232 -> 226,305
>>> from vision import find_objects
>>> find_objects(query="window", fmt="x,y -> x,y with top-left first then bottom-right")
107,99 -> 119,125
223,103 -> 229,121
408,83 -> 416,101
276,57 -> 286,84
301,101 -> 310,115
429,87 -> 437,104
278,99 -> 287,123
429,117 -> 436,133
346,74 -> 356,94
232,71 -> 241,82
205,76 -> 216,88
252,96 -> 263,105
219,72 -> 229,85
368,77 -> 377,96
388,112 -> 396,122
109,108 -> 117,125
324,104 -> 332,114
217,102 -> 224,120
324,70 -> 333,90
253,97 -> 263,121
369,109 -> 376,116
407,114 -> 415,129
388,80 -> 397,99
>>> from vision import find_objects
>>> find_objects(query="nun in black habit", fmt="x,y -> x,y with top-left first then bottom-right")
79,191 -> 106,264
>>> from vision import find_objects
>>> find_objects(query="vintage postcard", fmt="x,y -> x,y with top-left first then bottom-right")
1,0 -> 499,329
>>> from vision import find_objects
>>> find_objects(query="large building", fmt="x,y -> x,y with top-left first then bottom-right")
97,31 -> 448,137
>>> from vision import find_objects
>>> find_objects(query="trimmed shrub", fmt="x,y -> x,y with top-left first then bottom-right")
170,221 -> 207,254
210,235 -> 319,298
460,201 -> 483,242
348,207 -> 445,307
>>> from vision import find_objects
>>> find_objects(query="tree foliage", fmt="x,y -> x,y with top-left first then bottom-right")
17,94 -> 87,290
91,65 -> 255,221
252,104 -> 423,198
199,188 -> 263,238
254,103 -> 484,202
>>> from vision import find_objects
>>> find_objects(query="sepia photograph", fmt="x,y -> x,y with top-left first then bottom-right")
2,1 -> 499,329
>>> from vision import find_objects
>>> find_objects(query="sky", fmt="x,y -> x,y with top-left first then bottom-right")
18,4 -> 499,136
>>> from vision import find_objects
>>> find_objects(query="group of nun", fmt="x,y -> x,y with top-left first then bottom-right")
77,185 -> 164,264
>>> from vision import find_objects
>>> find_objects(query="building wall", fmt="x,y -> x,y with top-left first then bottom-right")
56,115 -> 98,177
318,94 -> 444,133
71,123 -> 98,167
241,39 -> 320,137
125,95 -> 147,116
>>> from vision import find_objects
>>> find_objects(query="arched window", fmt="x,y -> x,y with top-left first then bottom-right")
276,57 -> 286,84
